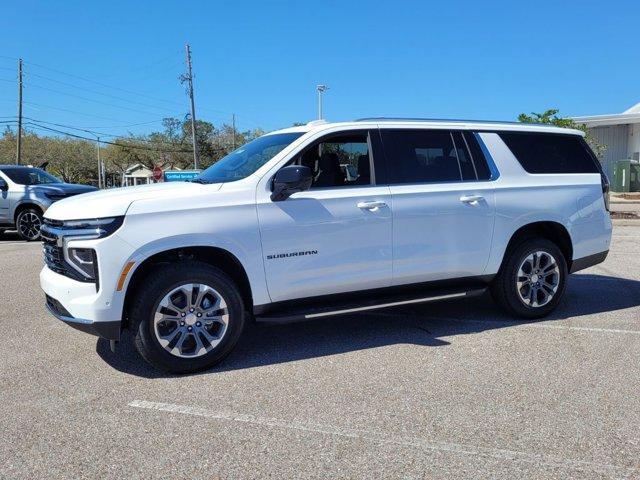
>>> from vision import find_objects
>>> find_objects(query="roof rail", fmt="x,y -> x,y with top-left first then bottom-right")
306,119 -> 328,126
354,117 -> 530,125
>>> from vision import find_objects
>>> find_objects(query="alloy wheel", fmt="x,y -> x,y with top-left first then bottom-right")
516,250 -> 560,308
18,211 -> 42,241
153,283 -> 229,358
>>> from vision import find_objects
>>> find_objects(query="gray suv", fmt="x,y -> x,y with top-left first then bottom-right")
0,165 -> 97,241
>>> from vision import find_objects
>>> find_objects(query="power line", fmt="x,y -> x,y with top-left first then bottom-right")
24,59 -> 193,109
31,118 -> 164,130
24,122 -> 193,153
26,71 -> 186,113
25,81 -> 181,117
23,59 -> 265,127
22,100 -> 156,123
24,117 -> 189,147
100,52 -> 182,78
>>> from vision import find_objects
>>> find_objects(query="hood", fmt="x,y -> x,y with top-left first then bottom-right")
44,181 -> 221,221
33,183 -> 98,197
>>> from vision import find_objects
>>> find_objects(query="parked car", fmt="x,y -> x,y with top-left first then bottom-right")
39,119 -> 612,373
0,165 -> 97,240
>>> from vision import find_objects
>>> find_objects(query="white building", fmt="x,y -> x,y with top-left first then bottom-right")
573,102 -> 640,179
123,164 -> 155,186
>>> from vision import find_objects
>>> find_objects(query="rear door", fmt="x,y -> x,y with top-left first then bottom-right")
380,128 -> 496,285
257,129 -> 393,302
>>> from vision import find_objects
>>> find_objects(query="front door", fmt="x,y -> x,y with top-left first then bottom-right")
380,128 -> 496,285
0,171 -> 11,224
257,130 -> 393,302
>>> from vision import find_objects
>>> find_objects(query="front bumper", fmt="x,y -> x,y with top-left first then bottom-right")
40,266 -> 123,340
45,295 -> 120,340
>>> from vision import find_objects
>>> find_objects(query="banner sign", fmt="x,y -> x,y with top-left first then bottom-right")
164,170 -> 201,182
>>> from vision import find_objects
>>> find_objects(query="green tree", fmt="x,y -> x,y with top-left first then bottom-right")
518,109 -> 606,159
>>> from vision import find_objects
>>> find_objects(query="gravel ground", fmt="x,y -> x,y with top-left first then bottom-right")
1,226 -> 639,479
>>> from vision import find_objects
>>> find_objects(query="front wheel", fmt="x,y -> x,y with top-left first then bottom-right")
130,261 -> 246,373
490,238 -> 567,319
16,208 -> 43,241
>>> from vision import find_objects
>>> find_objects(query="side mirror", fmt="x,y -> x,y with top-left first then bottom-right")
0,179 -> 8,192
270,165 -> 313,201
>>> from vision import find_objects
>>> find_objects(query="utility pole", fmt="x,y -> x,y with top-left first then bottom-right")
182,44 -> 199,170
316,84 -> 328,120
96,136 -> 101,189
232,113 -> 236,150
16,58 -> 23,165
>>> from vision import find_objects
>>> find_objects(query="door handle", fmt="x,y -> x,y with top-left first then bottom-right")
460,195 -> 484,205
357,200 -> 387,211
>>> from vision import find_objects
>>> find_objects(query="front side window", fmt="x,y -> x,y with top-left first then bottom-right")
381,130 -> 462,184
0,167 -> 62,185
196,132 -> 303,184
290,132 -> 372,188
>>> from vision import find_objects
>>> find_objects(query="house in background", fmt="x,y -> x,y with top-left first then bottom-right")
123,163 -> 155,186
573,102 -> 640,180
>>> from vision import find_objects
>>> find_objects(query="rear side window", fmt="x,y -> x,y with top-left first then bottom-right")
499,132 -> 599,174
463,132 -> 492,180
381,130 -> 461,184
451,132 -> 476,181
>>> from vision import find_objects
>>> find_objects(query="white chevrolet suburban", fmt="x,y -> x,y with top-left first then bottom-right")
40,119 -> 612,373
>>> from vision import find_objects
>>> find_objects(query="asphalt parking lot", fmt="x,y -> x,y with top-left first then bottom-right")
1,226 -> 639,479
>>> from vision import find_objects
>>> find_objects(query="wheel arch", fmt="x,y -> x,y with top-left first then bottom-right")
122,246 -> 253,329
501,221 -> 573,272
13,202 -> 45,223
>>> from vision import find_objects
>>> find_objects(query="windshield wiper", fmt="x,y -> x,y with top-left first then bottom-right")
190,178 -> 210,184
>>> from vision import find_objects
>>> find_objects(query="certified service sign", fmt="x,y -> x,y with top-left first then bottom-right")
164,170 -> 201,182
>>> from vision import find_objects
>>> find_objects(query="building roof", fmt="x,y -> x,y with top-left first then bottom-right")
572,102 -> 640,127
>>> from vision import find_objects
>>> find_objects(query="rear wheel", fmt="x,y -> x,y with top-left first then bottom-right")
130,261 -> 246,373
490,238 -> 567,319
16,208 -> 43,241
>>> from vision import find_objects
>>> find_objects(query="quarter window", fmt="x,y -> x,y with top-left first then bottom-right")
499,132 -> 600,174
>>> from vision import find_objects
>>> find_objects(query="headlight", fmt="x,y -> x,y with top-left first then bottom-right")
67,247 -> 98,280
45,192 -> 67,201
61,217 -> 124,237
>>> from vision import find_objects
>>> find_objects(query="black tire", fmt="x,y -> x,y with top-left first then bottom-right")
490,237 -> 568,319
16,208 -> 43,241
129,261 -> 246,374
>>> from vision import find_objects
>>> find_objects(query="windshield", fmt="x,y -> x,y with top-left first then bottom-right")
0,167 -> 62,185
196,132 -> 304,183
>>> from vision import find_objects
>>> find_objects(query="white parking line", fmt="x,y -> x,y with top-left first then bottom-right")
367,311 -> 640,335
433,317 -> 640,335
128,400 -> 637,478
0,241 -> 40,246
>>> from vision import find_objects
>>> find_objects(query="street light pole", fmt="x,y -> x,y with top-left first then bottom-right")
316,84 -> 328,120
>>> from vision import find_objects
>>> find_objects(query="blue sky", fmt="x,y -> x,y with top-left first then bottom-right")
1,0 -> 639,138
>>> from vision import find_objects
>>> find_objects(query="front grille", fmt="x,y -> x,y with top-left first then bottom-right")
43,241 -> 67,276
41,221 -> 67,276
41,219 -> 93,284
